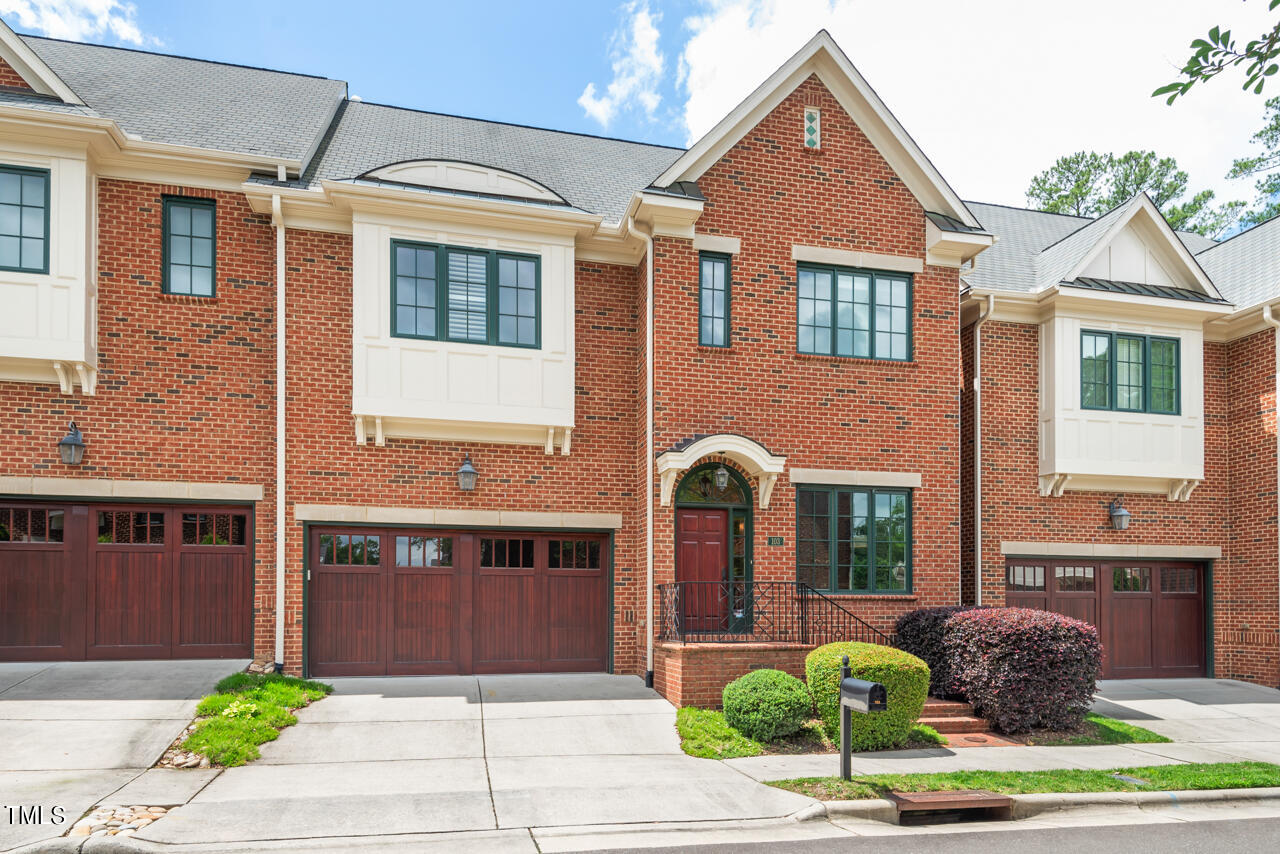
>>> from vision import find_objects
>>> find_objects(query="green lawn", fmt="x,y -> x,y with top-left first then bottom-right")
676,707 -> 944,760
182,672 -> 332,767
1028,713 -> 1171,746
770,761 -> 1280,801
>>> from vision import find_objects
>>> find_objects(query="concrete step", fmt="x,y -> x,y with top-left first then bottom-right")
918,715 -> 990,734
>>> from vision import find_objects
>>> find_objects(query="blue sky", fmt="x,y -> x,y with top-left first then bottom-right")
1,0 -> 1274,215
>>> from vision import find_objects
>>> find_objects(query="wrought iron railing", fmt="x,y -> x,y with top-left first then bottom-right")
656,580 -> 893,646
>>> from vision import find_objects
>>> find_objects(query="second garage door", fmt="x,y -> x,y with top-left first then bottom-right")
307,527 -> 609,677
1006,558 -> 1206,679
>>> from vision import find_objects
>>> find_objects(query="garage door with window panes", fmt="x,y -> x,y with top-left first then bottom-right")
0,503 -> 253,661
307,528 -> 608,677
1006,558 -> 1204,678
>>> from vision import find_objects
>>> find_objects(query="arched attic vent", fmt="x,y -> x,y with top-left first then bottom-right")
358,159 -> 568,205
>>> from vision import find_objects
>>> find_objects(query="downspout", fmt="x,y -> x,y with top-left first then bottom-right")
1262,304 -> 1280,684
972,293 -> 995,606
626,215 -> 656,686
272,193 -> 286,672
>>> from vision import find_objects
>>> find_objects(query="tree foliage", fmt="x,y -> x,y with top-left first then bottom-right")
1154,3 -> 1280,103
1026,150 -> 1244,237
1228,95 -> 1280,226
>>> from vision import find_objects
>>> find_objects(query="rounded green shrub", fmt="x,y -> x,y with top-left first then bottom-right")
806,642 -> 929,750
721,669 -> 813,741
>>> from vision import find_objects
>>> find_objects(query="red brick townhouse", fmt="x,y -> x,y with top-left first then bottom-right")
961,198 -> 1280,686
1,19 -> 1272,702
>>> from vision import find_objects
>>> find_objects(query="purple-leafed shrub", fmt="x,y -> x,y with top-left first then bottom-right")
944,608 -> 1102,734
894,606 -> 988,697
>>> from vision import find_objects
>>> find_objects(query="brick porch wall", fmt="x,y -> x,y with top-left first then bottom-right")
653,641 -> 811,708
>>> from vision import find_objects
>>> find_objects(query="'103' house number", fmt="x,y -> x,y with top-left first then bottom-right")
766,536 -> 784,546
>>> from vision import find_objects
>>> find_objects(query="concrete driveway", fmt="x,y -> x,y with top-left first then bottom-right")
0,659 -> 245,853
137,673 -> 812,847
1094,678 -> 1280,760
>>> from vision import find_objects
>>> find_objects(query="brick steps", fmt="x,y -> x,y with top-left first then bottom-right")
920,697 -> 994,735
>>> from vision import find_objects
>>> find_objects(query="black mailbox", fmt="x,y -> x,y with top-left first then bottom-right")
838,655 -> 888,781
840,677 -> 887,714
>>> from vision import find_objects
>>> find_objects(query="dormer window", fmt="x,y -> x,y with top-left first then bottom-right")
0,165 -> 49,274
1081,330 -> 1179,415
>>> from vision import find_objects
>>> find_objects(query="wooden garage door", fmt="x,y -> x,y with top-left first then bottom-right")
1006,559 -> 1205,679
0,502 -> 253,661
307,528 -> 609,677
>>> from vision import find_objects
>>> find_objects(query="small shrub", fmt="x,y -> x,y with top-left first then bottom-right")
945,608 -> 1101,734
722,669 -> 813,741
894,606 -> 988,697
908,723 -> 945,746
806,642 -> 929,751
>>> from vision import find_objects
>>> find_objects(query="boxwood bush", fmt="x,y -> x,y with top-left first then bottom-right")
894,606 -> 988,697
721,669 -> 812,741
806,642 -> 929,750
945,608 -> 1101,733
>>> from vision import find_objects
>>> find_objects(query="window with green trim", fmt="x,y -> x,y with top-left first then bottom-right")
0,165 -> 49,274
392,239 -> 540,348
699,252 -> 730,346
797,264 -> 910,360
796,485 -> 911,594
163,197 -> 215,296
1080,330 -> 1179,415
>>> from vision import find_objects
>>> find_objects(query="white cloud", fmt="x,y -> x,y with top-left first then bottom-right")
676,0 -> 1275,209
0,0 -> 158,46
578,1 -> 665,128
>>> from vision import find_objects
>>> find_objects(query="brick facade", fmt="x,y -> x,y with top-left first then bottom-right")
653,642 -> 809,709
963,318 -> 1279,686
0,56 -> 32,90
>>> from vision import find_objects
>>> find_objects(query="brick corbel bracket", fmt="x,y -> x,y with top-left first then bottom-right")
656,433 -> 786,510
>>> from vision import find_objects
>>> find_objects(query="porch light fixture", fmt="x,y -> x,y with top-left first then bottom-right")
57,421 -> 86,466
714,465 -> 730,491
1108,497 -> 1131,531
456,454 -> 478,492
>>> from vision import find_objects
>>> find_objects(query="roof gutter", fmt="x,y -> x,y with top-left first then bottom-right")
626,215 -> 656,686
1263,304 -> 1280,682
272,193 -> 287,672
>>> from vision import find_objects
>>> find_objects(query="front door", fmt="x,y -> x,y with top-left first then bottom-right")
676,508 -> 729,634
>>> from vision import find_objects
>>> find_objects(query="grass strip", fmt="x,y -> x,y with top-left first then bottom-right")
183,672 -> 332,767
769,761 -> 1280,801
1029,713 -> 1172,746
677,708 -> 947,759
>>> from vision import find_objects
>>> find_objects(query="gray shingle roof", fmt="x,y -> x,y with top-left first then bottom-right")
20,35 -> 345,163
1196,215 -> 1280,308
0,87 -> 97,116
304,101 -> 684,224
964,201 -> 1219,295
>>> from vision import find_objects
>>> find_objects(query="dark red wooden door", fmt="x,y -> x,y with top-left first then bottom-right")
0,503 -> 252,662
676,509 -> 729,634
1006,558 -> 1204,679
308,528 -> 608,677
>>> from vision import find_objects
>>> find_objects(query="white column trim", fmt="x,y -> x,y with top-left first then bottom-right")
0,477 -> 263,501
791,245 -> 923,274
1000,541 -> 1222,560
293,504 -> 623,530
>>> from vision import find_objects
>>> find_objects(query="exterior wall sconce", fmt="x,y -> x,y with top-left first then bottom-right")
58,421 -> 86,466
1108,497 -> 1131,531
714,465 -> 730,491
456,454 -> 478,491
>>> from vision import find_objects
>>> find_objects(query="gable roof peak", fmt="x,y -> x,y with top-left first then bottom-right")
0,18 -> 83,104
653,29 -> 979,229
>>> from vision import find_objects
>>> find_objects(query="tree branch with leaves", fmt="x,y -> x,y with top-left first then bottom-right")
1155,1 -> 1280,102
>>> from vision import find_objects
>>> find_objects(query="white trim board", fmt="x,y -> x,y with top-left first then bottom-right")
0,477 -> 263,502
790,469 -> 921,488
791,245 -> 923,274
1000,541 -> 1221,560
293,504 -> 623,530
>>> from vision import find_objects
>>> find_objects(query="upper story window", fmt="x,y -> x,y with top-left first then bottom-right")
0,165 -> 49,274
796,485 -> 911,594
163,197 -> 216,297
796,264 -> 911,361
698,252 -> 730,347
1081,330 -> 1179,415
392,239 -> 540,348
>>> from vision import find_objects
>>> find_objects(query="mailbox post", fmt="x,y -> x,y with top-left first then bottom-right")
838,654 -> 887,780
